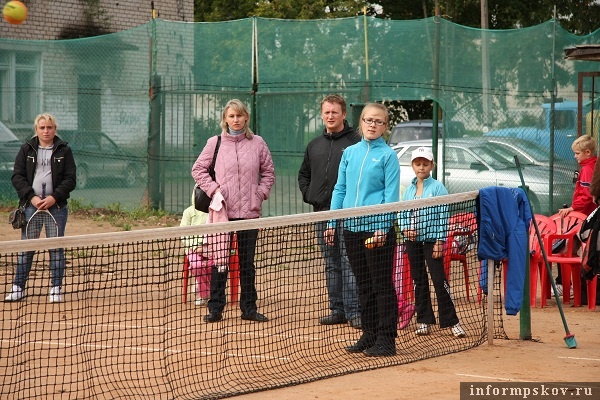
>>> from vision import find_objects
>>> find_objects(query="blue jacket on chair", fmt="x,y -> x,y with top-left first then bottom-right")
477,186 -> 532,315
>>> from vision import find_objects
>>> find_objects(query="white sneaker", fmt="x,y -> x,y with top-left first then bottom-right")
49,286 -> 63,303
570,286 -> 574,300
195,297 -> 207,306
553,284 -> 563,297
4,285 -> 25,302
416,323 -> 431,336
452,323 -> 466,338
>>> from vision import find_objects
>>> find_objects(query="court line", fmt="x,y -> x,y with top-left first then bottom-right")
455,355 -> 600,382
558,356 -> 600,361
454,373 -> 532,382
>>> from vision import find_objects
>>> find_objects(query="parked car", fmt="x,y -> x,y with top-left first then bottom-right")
483,100 -> 581,159
387,120 -> 443,147
484,136 -> 579,178
393,138 -> 574,214
0,120 -> 23,197
58,130 -> 146,189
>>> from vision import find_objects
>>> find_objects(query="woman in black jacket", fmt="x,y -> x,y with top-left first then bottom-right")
5,113 -> 76,303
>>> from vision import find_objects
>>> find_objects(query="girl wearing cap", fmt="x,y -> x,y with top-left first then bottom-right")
399,146 -> 466,338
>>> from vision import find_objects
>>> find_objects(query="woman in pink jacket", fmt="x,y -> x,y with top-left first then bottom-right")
192,99 -> 275,323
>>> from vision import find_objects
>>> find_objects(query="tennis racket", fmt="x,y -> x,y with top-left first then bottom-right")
26,183 -> 59,240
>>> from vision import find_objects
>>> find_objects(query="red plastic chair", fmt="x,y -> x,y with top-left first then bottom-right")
182,234 -> 240,304
585,275 -> 598,311
542,211 -> 587,307
528,214 -> 556,307
443,212 -> 477,302
547,211 -> 587,306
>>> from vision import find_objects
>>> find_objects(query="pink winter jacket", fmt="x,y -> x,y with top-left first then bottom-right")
192,131 -> 275,220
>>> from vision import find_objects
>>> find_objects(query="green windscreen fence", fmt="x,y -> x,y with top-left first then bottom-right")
1,17 -> 599,215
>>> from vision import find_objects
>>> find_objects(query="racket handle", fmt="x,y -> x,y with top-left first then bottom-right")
42,183 -> 46,199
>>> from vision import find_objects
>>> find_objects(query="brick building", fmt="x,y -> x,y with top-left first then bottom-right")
0,0 -> 192,40
0,0 -> 193,142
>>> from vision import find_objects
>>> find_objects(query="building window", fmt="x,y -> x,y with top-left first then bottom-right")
0,51 -> 40,125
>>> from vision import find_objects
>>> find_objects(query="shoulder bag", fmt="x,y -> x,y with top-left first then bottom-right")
194,136 -> 221,213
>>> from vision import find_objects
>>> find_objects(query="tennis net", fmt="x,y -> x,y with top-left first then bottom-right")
0,190 -> 507,399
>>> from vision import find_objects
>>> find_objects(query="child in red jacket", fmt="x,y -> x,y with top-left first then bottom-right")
555,134 -> 597,297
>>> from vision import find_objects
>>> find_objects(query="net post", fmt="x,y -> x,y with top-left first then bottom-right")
520,240 -> 532,340
487,259 -> 494,345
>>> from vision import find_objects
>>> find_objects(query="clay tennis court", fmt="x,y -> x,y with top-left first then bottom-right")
1,211 -> 598,399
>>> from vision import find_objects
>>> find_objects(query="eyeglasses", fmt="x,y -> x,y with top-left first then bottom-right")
362,118 -> 387,126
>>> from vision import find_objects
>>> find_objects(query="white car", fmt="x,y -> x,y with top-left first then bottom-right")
393,138 -> 574,215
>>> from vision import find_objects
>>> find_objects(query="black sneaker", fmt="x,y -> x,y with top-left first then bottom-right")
346,333 -> 376,353
319,313 -> 347,325
363,341 -> 396,357
204,313 -> 222,323
241,312 -> 268,322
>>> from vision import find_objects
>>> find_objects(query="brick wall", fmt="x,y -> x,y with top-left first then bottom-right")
0,0 -> 192,40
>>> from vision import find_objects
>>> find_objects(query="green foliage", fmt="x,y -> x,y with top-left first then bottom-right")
69,198 -> 94,213
194,0 -> 600,36
71,202 -> 179,230
0,196 -> 18,208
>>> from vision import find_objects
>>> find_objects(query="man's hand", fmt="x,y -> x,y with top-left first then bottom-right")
324,228 -> 335,246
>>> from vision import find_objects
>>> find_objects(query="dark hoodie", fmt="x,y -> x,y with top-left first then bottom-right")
298,121 -> 359,212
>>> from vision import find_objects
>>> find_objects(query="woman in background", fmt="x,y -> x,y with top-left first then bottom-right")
5,113 -> 76,303
192,99 -> 275,323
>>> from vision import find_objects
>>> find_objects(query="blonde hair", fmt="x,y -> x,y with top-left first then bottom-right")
357,103 -> 389,137
572,134 -> 597,154
34,113 -> 58,131
220,99 -> 254,139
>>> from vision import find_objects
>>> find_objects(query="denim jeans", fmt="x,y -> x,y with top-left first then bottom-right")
14,204 -> 69,290
315,220 -> 359,320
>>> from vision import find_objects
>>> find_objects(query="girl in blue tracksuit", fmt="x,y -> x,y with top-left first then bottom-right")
399,146 -> 465,338
326,103 -> 400,357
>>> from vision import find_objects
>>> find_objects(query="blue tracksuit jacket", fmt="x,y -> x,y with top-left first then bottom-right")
477,186 -> 532,315
329,136 -> 400,232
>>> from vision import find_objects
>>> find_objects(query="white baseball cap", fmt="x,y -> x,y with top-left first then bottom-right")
411,146 -> 434,162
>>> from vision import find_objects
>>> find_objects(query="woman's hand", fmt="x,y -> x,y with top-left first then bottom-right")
33,195 -> 56,210
432,240 -> 444,259
324,228 -> 335,246
403,229 -> 417,241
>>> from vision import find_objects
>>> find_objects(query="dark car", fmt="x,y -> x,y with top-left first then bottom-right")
58,130 -> 146,189
387,120 -> 443,147
0,120 -> 23,197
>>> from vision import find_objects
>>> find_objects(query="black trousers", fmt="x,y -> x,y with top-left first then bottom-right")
405,241 -> 459,328
207,228 -> 259,316
344,228 -> 397,339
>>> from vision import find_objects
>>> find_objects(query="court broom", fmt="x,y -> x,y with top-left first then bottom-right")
514,155 -> 578,349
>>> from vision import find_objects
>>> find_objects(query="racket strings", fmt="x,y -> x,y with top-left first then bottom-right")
26,211 -> 58,239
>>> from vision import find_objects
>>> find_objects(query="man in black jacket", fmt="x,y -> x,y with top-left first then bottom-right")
298,95 -> 361,328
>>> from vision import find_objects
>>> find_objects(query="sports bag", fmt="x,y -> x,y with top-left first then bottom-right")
8,206 -> 26,230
